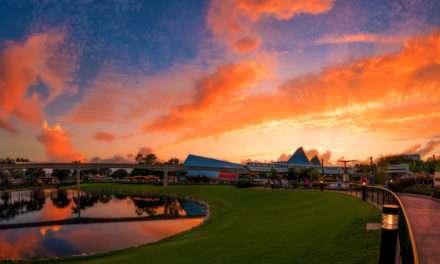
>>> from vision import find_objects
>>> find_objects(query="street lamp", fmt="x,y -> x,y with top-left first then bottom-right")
379,204 -> 399,264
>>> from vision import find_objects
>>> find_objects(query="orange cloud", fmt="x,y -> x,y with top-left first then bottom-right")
37,121 -> 84,162
93,131 -> 115,142
145,60 -> 268,132
316,33 -> 404,45
236,0 -> 334,20
145,31 -> 440,143
207,0 -> 334,53
234,35 -> 261,52
305,148 -> 332,164
0,30 -> 77,133
65,64 -> 201,124
403,137 -> 440,157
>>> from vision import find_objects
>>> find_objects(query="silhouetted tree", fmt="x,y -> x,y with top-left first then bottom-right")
165,158 -> 179,165
52,169 -> 71,182
135,153 -> 158,165
111,169 -> 128,179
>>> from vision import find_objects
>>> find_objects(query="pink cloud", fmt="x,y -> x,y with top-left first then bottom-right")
0,29 -> 77,133
145,60 -> 268,132
93,131 -> 116,142
316,33 -> 405,45
37,121 -> 84,162
143,31 -> 440,143
65,64 -> 202,124
207,0 -> 334,53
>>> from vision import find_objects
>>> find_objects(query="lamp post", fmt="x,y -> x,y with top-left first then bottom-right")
379,204 -> 399,264
362,181 -> 367,201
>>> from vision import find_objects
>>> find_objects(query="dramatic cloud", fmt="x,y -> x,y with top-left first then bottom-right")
236,0 -> 334,20
305,149 -> 332,164
278,148 -> 332,163
144,31 -> 440,143
65,64 -> 201,124
37,121 -> 84,162
145,60 -> 268,132
0,30 -> 77,132
403,137 -> 440,157
93,131 -> 115,142
207,0 -> 334,53
234,36 -> 261,53
316,33 -> 404,45
278,153 -> 291,161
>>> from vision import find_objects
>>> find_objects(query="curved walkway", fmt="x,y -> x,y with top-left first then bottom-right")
399,193 -> 440,264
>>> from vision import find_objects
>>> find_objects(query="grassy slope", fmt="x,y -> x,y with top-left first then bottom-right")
48,184 -> 380,264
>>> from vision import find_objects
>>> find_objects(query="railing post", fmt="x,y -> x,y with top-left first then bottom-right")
76,169 -> 81,218
163,169 -> 168,187
362,182 -> 366,201
379,204 -> 399,264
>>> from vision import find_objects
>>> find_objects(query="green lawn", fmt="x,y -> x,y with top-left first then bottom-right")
45,184 -> 380,264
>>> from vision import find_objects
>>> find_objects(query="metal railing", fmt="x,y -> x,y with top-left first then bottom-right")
336,184 -> 419,264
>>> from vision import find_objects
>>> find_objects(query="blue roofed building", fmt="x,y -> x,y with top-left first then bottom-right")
183,154 -> 244,181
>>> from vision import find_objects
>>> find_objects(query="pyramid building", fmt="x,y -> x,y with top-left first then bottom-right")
287,147 -> 310,166
310,156 -> 322,166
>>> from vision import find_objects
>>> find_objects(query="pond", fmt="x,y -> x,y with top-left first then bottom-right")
0,189 -> 207,260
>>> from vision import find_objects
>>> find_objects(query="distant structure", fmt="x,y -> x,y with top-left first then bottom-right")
386,164 -> 412,178
387,153 -> 421,162
287,147 -> 311,166
183,154 -> 243,182
184,147 -> 346,180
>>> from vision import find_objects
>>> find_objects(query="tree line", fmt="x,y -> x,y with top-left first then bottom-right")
0,153 -> 181,183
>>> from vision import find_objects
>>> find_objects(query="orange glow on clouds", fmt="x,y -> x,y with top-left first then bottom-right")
146,31 -> 440,147
236,0 -> 334,21
207,0 -> 334,53
0,30 -> 77,133
93,131 -> 115,142
145,60 -> 268,132
316,33 -> 405,45
37,121 -> 84,161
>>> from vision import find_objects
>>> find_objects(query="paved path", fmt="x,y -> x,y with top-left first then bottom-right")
399,194 -> 440,264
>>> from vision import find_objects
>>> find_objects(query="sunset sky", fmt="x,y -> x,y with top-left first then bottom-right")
1,0 -> 440,163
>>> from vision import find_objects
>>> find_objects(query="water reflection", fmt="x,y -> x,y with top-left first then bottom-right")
0,189 -> 206,260
0,189 -> 205,225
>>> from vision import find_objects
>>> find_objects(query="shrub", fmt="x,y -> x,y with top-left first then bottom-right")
236,178 -> 252,188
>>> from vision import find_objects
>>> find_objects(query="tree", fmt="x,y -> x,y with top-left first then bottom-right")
111,169 -> 128,179
25,168 -> 45,181
267,168 -> 278,183
288,167 -> 301,182
135,153 -> 158,165
52,169 -> 71,182
165,158 -> 179,165
130,168 -> 149,176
